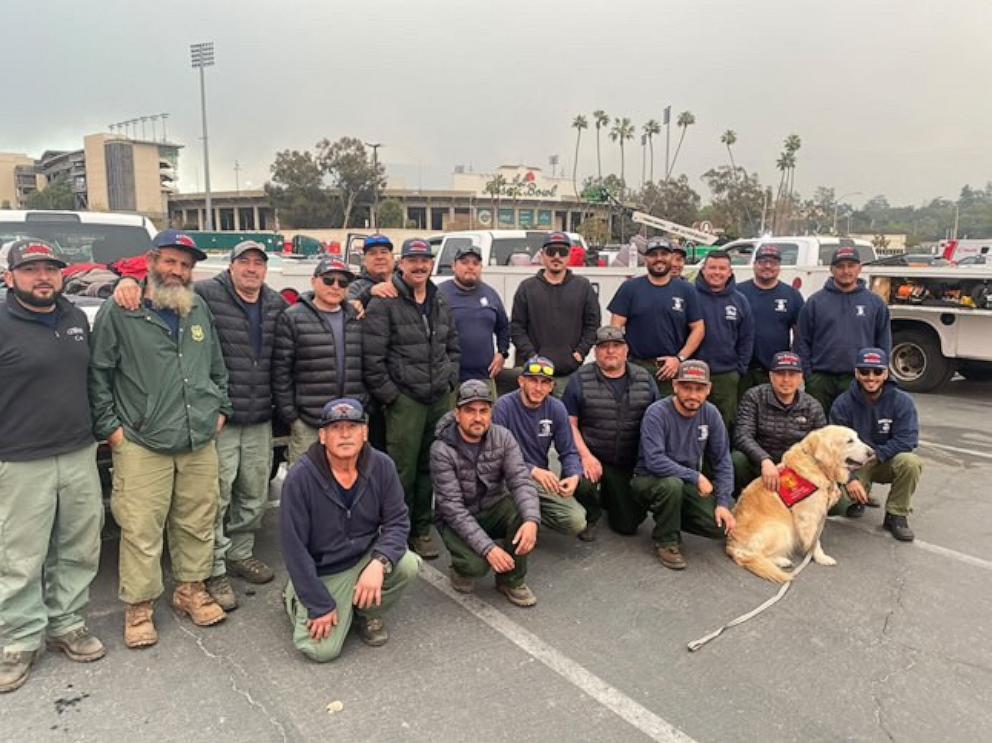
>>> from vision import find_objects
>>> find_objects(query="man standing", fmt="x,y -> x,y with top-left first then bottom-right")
830,348 -> 922,541
608,237 -> 704,397
432,380 -> 541,607
438,243 -> 510,398
280,399 -> 419,662
510,231 -> 600,396
693,250 -> 755,428
493,357 -> 587,537
564,327 -> 658,541
274,256 -> 365,467
736,244 -> 804,393
669,243 -> 688,280
347,233 -> 397,311
631,361 -> 736,570
363,238 -> 460,559
90,230 -> 232,648
0,240 -> 104,693
731,351 -> 826,495
796,246 -> 891,415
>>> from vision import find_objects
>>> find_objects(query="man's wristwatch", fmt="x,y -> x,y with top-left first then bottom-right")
676,354 -> 687,362
372,554 -> 392,575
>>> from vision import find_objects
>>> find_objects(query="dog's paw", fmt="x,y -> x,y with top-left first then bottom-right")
813,553 -> 837,566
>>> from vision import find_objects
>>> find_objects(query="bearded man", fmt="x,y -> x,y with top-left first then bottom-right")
89,230 -> 233,649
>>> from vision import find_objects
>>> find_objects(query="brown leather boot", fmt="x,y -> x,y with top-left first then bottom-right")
172,582 -> 227,627
124,602 -> 158,649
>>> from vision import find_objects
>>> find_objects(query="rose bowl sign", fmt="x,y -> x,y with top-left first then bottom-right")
460,166 -> 571,201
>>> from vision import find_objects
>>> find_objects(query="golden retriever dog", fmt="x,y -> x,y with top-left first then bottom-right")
726,425 -> 874,583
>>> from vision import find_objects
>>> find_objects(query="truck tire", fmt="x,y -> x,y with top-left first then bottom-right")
958,361 -> 992,381
890,328 -> 955,393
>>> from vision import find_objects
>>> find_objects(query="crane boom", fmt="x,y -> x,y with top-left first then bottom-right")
631,211 -> 719,245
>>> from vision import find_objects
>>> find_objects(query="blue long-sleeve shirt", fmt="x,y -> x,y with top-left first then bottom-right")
693,276 -> 755,375
634,397 -> 734,507
438,279 -> 510,382
492,390 -> 582,478
830,381 -> 918,463
736,279 -> 804,370
795,278 -> 891,376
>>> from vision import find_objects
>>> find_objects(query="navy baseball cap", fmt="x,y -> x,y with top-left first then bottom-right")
363,234 -> 393,253
153,229 -> 207,261
319,398 -> 366,427
645,237 -> 674,254
855,347 -> 888,370
400,238 -> 432,258
831,246 -> 861,265
543,231 -> 571,249
522,355 -> 555,378
230,240 -> 268,262
770,351 -> 803,372
6,238 -> 67,270
454,244 -> 483,261
755,244 -> 782,262
313,256 -> 355,278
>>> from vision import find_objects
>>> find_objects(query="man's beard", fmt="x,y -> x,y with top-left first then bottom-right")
13,285 -> 60,308
148,270 -> 195,316
647,262 -> 670,278
455,275 -> 478,288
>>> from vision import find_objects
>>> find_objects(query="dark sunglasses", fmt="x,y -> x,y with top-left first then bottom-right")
543,246 -> 570,258
856,367 -> 886,377
320,275 -> 351,288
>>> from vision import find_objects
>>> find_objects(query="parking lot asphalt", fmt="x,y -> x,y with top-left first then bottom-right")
2,379 -> 990,743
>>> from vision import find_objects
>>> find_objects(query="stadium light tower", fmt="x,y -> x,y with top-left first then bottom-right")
190,42 -> 215,229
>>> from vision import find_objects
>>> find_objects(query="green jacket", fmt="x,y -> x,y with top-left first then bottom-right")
89,296 -> 233,454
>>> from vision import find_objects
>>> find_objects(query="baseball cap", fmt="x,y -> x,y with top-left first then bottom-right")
456,379 -> 494,407
400,238 -> 432,258
594,326 -> 627,346
521,355 -> 555,378
645,237 -> 674,254
855,347 -> 889,370
674,359 -> 711,384
318,398 -> 366,427
670,243 -> 688,257
153,229 -> 208,261
831,246 -> 861,265
755,244 -> 782,262
542,231 -> 571,249
313,256 -> 355,278
454,244 -> 483,261
6,238 -> 67,270
770,351 -> 803,372
363,234 -> 393,253
230,240 -> 268,262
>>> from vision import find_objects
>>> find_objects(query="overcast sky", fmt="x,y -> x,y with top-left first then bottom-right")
5,0 -> 990,207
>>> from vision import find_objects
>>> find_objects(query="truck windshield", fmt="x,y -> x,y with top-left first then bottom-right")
0,221 -> 153,265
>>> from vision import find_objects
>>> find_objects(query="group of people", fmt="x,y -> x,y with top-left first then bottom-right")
0,228 -> 924,687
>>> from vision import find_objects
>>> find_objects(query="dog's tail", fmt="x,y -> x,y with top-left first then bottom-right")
726,548 -> 793,584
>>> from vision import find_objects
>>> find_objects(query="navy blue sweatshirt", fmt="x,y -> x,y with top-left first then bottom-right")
280,442 -> 410,619
795,278 -> 891,375
736,279 -> 804,370
438,279 -> 510,382
492,390 -> 582,478
635,398 -> 734,507
830,380 -> 918,463
693,275 -> 755,375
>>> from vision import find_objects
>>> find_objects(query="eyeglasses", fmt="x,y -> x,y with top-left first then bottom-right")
856,367 -> 886,377
543,246 -> 569,258
524,362 -> 555,377
320,275 -> 351,288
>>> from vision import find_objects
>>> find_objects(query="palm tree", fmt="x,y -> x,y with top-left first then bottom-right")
666,110 -> 695,180
571,114 -> 587,200
643,119 -> 661,182
593,110 -> 609,179
609,117 -> 635,194
773,151 -> 795,233
720,129 -> 738,175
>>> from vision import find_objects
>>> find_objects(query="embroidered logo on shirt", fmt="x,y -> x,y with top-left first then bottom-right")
855,305 -> 866,317
725,305 -> 738,320
538,419 -> 553,438
774,299 -> 788,312
672,297 -> 684,312
698,424 -> 709,442
66,326 -> 86,341
191,324 -> 205,342
878,418 -> 892,435
480,296 -> 489,307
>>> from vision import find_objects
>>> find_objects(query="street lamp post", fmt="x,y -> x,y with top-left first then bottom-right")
833,191 -> 862,234
190,42 -> 215,230
364,142 -> 382,229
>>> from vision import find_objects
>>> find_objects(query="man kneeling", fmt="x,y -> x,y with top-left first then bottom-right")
431,380 -> 541,607
280,399 -> 419,662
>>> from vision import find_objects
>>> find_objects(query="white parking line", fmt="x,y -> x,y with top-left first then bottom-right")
418,563 -> 696,743
828,517 -> 992,572
919,439 -> 992,460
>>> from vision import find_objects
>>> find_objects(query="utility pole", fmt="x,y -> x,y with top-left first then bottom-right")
364,142 -> 382,229
663,105 -> 671,183
191,42 -> 215,229
234,160 -> 241,195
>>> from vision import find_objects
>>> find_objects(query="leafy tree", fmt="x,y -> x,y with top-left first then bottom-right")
264,150 -> 339,228
666,111 -> 695,179
636,175 -> 701,230
571,115 -> 587,200
24,176 -> 74,210
315,136 -> 387,229
577,216 -> 610,246
701,166 -> 765,236
592,110 -> 609,179
376,198 -> 405,228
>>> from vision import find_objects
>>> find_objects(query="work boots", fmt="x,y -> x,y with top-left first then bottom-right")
172,582 -> 227,627
356,616 -> 389,647
496,583 -> 538,607
124,602 -> 158,648
47,627 -> 106,662
884,513 -> 915,542
409,534 -> 440,560
226,557 -> 274,584
656,545 -> 687,571
205,575 -> 239,611
0,649 -> 37,693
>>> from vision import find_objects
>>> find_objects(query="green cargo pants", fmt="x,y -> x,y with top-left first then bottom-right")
574,464 -> 645,535
385,392 -> 451,539
630,474 -> 725,547
287,419 -> 319,467
829,452 -> 923,517
731,450 -> 761,497
283,550 -> 420,663
708,371 -> 740,431
111,437 -> 219,604
630,358 -> 674,398
737,367 -> 769,399
440,497 -> 529,588
533,478 -> 587,535
0,443 -> 102,652
213,422 -> 273,577
805,372 -> 853,418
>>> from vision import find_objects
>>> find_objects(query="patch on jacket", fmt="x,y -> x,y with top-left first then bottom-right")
191,324 -> 205,342
777,467 -> 818,507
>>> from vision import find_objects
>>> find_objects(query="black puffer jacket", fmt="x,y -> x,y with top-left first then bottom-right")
194,271 -> 288,425
362,275 -> 460,406
574,362 -> 656,469
733,383 -> 827,465
272,293 -> 366,427
430,412 -> 540,557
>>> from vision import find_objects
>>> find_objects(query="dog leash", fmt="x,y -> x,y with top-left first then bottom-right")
686,551 -> 814,652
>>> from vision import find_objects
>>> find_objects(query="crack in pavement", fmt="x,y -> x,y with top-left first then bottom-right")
173,619 -> 292,743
